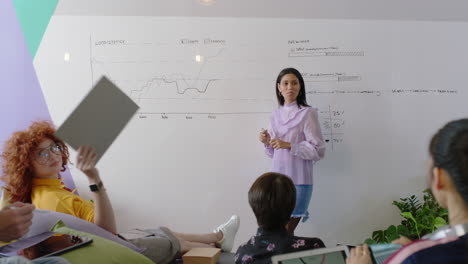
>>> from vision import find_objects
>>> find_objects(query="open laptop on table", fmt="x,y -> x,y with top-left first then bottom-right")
335,243 -> 402,264
271,246 -> 350,264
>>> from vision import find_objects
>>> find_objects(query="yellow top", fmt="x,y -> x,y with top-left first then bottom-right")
31,178 -> 95,223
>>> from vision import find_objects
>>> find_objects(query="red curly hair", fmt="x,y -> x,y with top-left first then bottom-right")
1,121 -> 69,203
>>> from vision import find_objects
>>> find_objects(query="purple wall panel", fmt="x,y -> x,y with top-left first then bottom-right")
0,0 -> 76,191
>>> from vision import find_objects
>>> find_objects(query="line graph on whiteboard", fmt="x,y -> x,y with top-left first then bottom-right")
88,34 -> 362,126
89,36 -> 277,116
128,48 -> 225,100
129,76 -> 221,98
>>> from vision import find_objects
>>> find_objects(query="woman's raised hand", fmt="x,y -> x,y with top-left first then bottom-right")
76,145 -> 99,180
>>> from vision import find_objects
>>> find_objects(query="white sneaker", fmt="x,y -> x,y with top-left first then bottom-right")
213,215 -> 240,252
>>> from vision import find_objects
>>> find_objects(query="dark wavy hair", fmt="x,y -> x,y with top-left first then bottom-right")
248,172 -> 296,230
275,67 -> 309,108
429,118 -> 468,204
1,121 -> 69,203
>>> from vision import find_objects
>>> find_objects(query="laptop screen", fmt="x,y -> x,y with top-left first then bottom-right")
271,246 -> 349,264
0,233 -> 92,260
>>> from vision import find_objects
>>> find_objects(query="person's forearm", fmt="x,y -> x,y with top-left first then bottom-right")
290,141 -> 325,160
90,178 -> 117,233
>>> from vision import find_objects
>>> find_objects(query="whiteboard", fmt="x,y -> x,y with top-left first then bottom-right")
34,16 -> 468,247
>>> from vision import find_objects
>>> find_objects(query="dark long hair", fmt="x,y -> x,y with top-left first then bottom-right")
429,119 -> 468,204
275,68 -> 309,108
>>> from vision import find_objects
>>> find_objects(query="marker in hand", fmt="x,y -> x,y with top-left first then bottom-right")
259,128 -> 271,145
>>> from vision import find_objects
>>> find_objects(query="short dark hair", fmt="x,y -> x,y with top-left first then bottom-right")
248,172 -> 296,229
275,68 -> 309,108
430,118 -> 468,204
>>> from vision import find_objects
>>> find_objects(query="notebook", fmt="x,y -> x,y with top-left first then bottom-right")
55,76 -> 139,162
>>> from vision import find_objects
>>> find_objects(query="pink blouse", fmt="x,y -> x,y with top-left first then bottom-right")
265,102 -> 325,185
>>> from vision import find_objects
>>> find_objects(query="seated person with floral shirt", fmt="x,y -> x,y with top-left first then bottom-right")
235,172 -> 324,264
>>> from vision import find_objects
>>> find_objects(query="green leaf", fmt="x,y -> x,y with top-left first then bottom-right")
364,239 -> 376,245
367,189 -> 449,244
385,225 -> 397,234
385,225 -> 400,242
433,217 -> 447,228
372,230 -> 386,243
397,225 -> 410,237
401,211 -> 420,238
401,212 -> 416,223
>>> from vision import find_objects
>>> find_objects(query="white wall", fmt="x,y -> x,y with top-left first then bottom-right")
54,0 -> 468,22
34,16 -> 468,248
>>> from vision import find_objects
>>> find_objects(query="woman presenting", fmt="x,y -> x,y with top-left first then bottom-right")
259,68 -> 325,234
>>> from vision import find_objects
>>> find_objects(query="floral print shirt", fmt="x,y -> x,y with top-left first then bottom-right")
235,227 -> 325,264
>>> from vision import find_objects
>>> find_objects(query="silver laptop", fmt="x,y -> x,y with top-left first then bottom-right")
271,246 -> 350,264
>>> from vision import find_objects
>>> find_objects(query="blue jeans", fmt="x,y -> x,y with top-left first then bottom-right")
291,185 -> 313,222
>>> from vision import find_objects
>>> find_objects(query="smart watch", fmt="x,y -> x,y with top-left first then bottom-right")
89,181 -> 104,192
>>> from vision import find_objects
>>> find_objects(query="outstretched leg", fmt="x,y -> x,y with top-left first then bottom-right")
171,215 -> 240,252
172,231 -> 222,244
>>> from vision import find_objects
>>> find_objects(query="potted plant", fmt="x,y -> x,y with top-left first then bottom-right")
365,190 -> 448,244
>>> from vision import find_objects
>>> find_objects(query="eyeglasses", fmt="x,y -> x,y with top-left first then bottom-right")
35,143 -> 63,165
